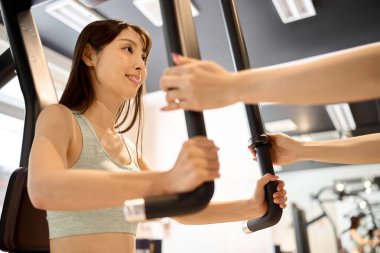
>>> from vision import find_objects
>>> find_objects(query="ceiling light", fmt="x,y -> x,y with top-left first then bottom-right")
133,0 -> 199,27
364,180 -> 371,189
272,0 -> 316,24
264,119 -> 297,133
78,0 -> 109,8
325,103 -> 356,132
46,0 -> 105,33
335,182 -> 345,192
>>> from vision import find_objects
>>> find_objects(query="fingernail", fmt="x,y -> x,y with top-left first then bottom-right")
171,52 -> 180,61
160,106 -> 169,111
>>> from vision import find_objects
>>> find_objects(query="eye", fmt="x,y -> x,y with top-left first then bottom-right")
142,55 -> 147,61
124,46 -> 133,53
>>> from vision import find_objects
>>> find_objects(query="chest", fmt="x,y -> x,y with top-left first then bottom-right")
68,121 -> 133,168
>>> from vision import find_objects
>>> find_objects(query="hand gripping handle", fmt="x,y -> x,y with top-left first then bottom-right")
220,0 -> 283,233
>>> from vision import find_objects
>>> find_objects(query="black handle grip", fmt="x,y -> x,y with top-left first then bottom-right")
242,141 -> 282,232
220,0 -> 283,233
124,0 -> 214,222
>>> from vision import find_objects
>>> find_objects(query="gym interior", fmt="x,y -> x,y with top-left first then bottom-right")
0,0 -> 379,252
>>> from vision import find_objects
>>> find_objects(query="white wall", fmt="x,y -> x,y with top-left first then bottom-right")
136,91 -> 275,253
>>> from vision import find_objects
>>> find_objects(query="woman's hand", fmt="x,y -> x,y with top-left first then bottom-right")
160,54 -> 237,111
166,136 -> 220,194
249,133 -> 304,165
250,173 -> 287,217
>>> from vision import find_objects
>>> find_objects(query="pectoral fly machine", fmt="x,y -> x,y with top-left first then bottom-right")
124,0 -> 282,233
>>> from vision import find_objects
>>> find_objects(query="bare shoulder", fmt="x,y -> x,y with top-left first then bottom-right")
37,104 -> 72,121
35,104 -> 76,138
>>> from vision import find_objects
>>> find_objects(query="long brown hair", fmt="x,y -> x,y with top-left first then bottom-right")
59,20 -> 152,154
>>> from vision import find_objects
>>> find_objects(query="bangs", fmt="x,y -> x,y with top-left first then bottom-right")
129,25 -> 152,61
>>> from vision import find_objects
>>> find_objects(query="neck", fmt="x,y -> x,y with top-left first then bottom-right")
84,100 -> 124,132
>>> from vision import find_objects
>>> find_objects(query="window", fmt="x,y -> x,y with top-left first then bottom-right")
0,77 -> 25,213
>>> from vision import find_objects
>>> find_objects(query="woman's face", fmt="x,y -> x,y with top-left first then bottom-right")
89,27 -> 147,103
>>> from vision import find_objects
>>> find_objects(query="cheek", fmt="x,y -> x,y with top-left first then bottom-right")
142,69 -> 148,82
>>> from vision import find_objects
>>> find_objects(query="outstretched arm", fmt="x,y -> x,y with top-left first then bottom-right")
160,42 -> 380,111
351,229 -> 379,246
249,133 -> 380,165
172,174 -> 287,225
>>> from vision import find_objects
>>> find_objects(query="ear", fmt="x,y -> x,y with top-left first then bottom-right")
82,43 -> 97,67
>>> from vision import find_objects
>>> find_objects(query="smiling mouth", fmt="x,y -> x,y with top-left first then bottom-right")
126,74 -> 142,86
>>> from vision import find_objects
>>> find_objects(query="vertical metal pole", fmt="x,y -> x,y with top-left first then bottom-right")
0,0 -> 57,167
123,0 -> 214,221
0,1 -> 55,252
162,0 -> 207,138
220,0 -> 282,233
292,203 -> 311,253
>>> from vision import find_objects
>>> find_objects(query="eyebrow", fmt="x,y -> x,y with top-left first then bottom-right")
118,38 -> 138,46
118,38 -> 146,53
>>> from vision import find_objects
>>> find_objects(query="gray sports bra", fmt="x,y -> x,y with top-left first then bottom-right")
46,113 -> 140,239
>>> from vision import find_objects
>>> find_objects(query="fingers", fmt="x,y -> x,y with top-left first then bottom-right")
172,53 -> 198,66
276,180 -> 285,191
160,76 -> 180,92
159,75 -> 190,111
256,175 -> 288,209
191,152 -> 220,183
187,149 -> 219,167
160,89 -> 189,111
160,103 -> 184,112
273,189 -> 287,199
196,160 -> 220,181
274,196 -> 287,208
160,96 -> 186,111
182,136 -> 220,170
274,196 -> 287,204
165,89 -> 183,103
188,136 -> 219,148
162,56 -> 199,77
273,180 -> 287,209
247,145 -> 257,160
257,173 -> 279,187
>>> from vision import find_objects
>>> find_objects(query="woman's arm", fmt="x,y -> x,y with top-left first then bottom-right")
350,229 -> 377,246
254,133 -> 380,165
137,154 -> 285,224
173,174 -> 286,225
237,42 -> 380,105
28,104 -> 220,211
300,133 -> 380,164
160,42 -> 380,111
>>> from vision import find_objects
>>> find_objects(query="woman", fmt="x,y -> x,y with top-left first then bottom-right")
28,20 -> 287,253
349,216 -> 379,253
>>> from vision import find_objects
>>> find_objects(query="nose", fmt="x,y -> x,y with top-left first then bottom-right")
133,56 -> 145,71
